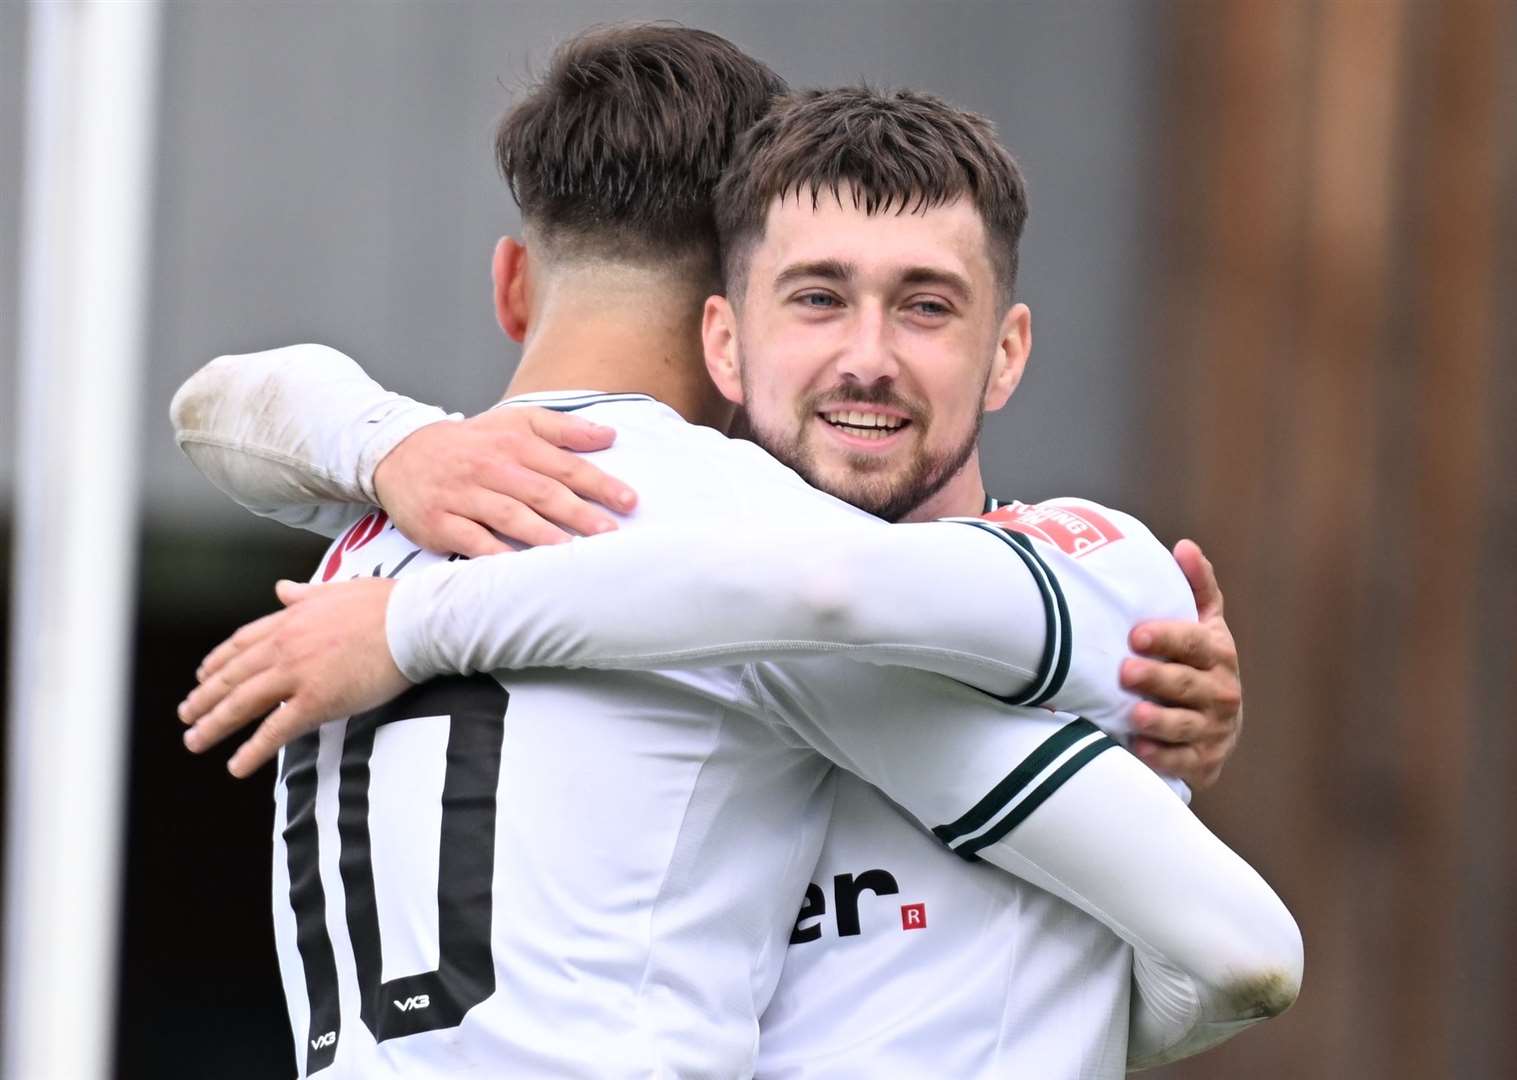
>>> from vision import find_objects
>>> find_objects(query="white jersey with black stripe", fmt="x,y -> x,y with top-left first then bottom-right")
757,769 -> 1131,1080
228,381 -> 1298,1077
272,392 -> 849,1078
270,392 -> 1168,1078
758,497 -> 1133,1080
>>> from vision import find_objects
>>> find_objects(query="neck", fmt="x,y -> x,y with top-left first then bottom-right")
900,449 -> 989,522
503,268 -> 733,430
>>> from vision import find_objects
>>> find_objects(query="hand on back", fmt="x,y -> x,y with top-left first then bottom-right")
373,406 -> 638,556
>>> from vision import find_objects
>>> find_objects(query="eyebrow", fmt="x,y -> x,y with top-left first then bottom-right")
900,266 -> 973,301
772,259 -> 974,302
772,258 -> 856,290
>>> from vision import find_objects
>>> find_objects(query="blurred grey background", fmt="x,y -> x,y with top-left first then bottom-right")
3,2 -> 1515,1078
1,0 -> 1154,529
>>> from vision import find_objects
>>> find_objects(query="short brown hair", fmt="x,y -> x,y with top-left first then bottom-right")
715,86 -> 1030,306
496,24 -> 787,266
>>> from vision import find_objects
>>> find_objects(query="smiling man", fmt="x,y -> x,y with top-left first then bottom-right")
173,41 -> 1286,1079
707,87 -> 1031,527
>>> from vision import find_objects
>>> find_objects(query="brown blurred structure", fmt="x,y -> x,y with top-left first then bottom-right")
1149,2 -> 1516,1077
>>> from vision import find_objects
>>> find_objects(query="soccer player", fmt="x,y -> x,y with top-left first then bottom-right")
175,31 -> 1290,1080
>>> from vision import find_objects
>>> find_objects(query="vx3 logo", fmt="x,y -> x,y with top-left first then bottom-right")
310,1030 -> 336,1051
394,994 -> 432,1012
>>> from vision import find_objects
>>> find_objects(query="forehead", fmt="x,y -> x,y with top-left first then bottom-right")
752,186 -> 992,285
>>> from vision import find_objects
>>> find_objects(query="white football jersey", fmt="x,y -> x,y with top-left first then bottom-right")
272,391 -> 1172,1079
185,363 -> 1295,1077
756,773 -> 1130,1079
272,392 -> 852,1078
756,502 -> 1158,1080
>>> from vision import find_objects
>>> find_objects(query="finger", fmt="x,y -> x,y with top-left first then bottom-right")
469,494 -> 574,549
1173,538 -> 1224,619
437,515 -> 512,558
275,579 -> 314,607
1136,736 -> 1228,791
1127,621 -> 1221,670
1130,736 -> 1203,784
494,452 -> 621,535
476,463 -> 593,538
227,701 -> 315,778
196,609 -> 283,681
1121,657 -> 1217,708
1130,701 -> 1213,746
181,638 -> 279,725
183,667 -> 292,753
524,406 -> 617,454
179,670 -> 231,726
516,441 -> 635,515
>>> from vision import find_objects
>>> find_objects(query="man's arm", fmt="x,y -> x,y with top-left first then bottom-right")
380,501 -> 1194,732
171,344 -> 1190,727
177,569 -> 1296,1065
170,344 -> 452,537
172,344 -> 1241,784
178,503 -> 1199,787
750,659 -> 1301,1068
170,344 -> 634,548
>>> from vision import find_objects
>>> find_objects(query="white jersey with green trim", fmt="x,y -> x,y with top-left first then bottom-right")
756,494 -> 1134,1080
757,770 -> 1131,1079
180,365 -> 1298,1077
271,391 -> 1174,1079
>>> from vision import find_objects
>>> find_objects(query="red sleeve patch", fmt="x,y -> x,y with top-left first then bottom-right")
321,510 -> 389,581
981,500 -> 1123,559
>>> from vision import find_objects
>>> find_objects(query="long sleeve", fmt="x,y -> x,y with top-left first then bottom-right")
386,501 -> 1195,730
748,661 -> 1302,1068
169,343 -> 455,537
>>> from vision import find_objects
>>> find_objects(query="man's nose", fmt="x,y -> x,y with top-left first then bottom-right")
834,303 -> 899,385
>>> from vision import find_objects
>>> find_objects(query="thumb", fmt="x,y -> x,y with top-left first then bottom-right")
275,579 -> 313,607
1172,539 -> 1224,619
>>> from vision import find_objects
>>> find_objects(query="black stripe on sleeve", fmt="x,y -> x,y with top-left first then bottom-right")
931,717 -> 1109,853
939,518 -> 1072,708
952,734 -> 1116,861
1000,530 -> 1073,707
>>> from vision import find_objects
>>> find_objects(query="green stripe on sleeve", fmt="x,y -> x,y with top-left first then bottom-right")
952,734 -> 1116,861
939,518 -> 1070,708
1000,530 -> 1073,707
931,717 -> 1105,849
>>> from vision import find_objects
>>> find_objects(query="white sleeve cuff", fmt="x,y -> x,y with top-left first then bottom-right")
354,406 -> 456,504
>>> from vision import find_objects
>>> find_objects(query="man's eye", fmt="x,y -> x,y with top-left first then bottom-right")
909,299 -> 951,317
797,292 -> 840,309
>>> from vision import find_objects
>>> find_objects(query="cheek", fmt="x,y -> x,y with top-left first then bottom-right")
914,350 -> 987,435
754,333 -> 832,399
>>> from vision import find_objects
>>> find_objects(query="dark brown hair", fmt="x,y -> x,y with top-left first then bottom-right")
715,86 -> 1030,306
495,24 -> 787,267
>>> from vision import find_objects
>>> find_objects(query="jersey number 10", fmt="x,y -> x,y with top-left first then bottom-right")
279,675 -> 508,1075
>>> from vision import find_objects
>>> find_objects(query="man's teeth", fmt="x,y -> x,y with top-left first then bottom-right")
822,410 -> 906,439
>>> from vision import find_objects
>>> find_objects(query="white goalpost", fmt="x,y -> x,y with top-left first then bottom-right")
3,2 -> 162,1077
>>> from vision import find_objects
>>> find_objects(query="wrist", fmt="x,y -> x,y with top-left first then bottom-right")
385,560 -> 466,681
359,407 -> 458,504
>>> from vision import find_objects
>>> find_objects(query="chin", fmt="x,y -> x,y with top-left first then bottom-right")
814,470 -> 912,519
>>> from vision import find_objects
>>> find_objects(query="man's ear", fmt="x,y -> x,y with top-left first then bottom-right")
493,236 -> 530,342
983,302 -> 1031,413
702,295 -> 744,406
